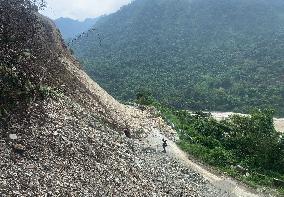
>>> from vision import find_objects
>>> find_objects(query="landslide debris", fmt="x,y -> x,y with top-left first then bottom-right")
0,1 -> 229,196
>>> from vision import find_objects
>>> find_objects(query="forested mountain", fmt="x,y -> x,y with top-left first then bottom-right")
54,17 -> 97,39
71,0 -> 284,116
1,1 -> 283,195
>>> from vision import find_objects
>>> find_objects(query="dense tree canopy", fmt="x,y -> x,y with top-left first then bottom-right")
72,0 -> 284,116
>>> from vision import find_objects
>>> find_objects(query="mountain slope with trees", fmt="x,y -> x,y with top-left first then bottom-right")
72,0 -> 284,116
1,1 -> 283,195
1,0 -> 230,196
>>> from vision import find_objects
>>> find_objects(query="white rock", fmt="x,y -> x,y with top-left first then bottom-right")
9,134 -> 18,140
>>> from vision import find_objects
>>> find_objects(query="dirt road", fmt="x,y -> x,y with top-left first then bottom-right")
144,129 -> 267,197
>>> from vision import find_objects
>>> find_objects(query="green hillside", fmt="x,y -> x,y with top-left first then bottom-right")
71,0 -> 284,116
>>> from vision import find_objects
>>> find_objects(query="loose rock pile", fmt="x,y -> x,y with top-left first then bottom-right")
0,96 -> 229,196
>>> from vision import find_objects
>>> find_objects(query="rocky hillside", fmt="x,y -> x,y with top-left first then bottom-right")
0,1 -> 230,196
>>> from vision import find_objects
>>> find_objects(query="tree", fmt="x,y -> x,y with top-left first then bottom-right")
0,0 -> 47,127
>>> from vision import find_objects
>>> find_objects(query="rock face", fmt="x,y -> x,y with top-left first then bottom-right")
0,3 -> 229,196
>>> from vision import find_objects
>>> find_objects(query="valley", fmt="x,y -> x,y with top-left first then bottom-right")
1,0 -> 284,196
71,0 -> 284,116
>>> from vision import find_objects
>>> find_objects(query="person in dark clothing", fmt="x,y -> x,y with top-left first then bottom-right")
123,128 -> 131,138
162,138 -> 168,153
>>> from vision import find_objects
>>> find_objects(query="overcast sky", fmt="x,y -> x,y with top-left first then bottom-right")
41,0 -> 133,21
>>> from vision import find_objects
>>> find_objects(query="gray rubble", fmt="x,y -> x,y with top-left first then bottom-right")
0,97 -> 229,196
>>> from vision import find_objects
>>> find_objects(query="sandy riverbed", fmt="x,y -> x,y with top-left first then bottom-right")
209,112 -> 284,133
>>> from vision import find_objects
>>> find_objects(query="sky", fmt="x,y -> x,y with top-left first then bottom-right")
41,0 -> 133,21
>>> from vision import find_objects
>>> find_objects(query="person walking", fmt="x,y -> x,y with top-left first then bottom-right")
162,138 -> 168,153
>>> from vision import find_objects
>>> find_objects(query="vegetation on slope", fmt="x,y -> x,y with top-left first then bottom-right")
72,0 -> 284,116
0,0 -> 62,128
136,92 -> 284,193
